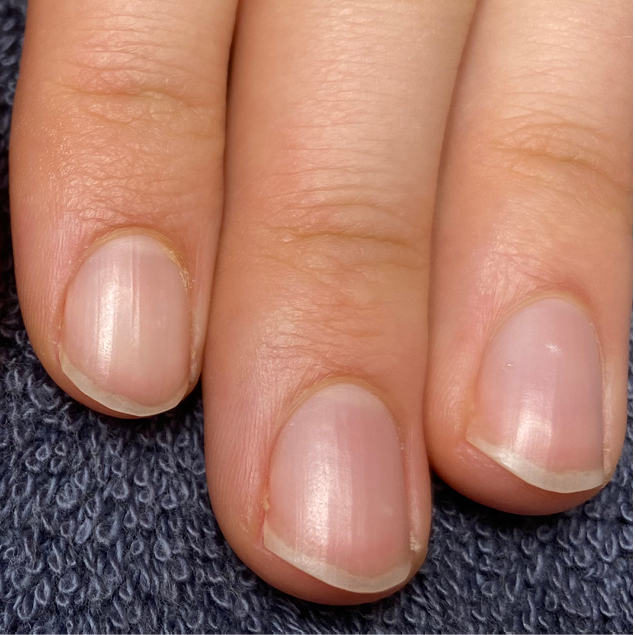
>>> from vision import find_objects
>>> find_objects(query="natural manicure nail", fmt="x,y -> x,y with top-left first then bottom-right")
263,383 -> 412,593
466,298 -> 605,493
60,233 -> 191,416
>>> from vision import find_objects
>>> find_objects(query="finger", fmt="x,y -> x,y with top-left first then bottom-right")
425,0 -> 632,513
204,0 -> 475,603
9,0 -> 236,416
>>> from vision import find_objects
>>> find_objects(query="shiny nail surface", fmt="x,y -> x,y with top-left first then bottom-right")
264,383 -> 411,593
60,233 -> 190,416
467,298 -> 605,493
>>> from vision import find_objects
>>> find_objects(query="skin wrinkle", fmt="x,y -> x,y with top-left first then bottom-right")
265,292 -> 420,354
53,91 -> 218,143
466,137 -> 631,234
257,178 -> 424,223
256,174 -> 429,246
71,94 -> 216,137
257,234 -> 426,283
59,50 -> 213,107
487,126 -> 629,198
50,139 -> 214,222
468,103 -> 628,185
253,290 -> 421,378
268,225 -> 418,254
53,7 -> 221,102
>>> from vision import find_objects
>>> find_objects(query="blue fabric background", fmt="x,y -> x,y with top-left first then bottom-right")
0,0 -> 632,632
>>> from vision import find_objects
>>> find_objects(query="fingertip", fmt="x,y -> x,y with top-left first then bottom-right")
206,380 -> 428,603
427,296 -> 616,515
9,0 -> 235,418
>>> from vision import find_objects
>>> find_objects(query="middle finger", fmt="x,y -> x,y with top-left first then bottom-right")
204,0 -> 475,603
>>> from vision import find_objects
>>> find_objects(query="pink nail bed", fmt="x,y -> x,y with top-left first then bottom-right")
60,233 -> 191,416
264,383 -> 412,593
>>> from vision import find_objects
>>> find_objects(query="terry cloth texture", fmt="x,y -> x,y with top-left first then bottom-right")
0,1 -> 632,632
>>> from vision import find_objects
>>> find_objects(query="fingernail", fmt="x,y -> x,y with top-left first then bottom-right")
60,233 -> 191,416
466,298 -> 604,493
263,383 -> 411,593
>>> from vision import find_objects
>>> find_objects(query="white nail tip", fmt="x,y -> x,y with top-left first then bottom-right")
60,347 -> 187,417
467,435 -> 605,494
263,522 -> 411,594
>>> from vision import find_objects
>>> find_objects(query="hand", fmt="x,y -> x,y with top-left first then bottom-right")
8,0 -> 631,604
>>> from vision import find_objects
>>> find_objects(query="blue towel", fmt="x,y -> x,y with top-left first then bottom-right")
0,0 -> 631,631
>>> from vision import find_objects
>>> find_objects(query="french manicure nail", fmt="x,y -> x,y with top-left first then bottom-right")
466,298 -> 604,493
263,383 -> 411,593
60,233 -> 190,416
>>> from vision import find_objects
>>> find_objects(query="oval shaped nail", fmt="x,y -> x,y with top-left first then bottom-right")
60,233 -> 191,416
466,298 -> 605,493
264,383 -> 412,593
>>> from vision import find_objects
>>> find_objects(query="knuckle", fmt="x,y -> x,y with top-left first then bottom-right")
483,113 -> 631,206
31,16 -> 223,231
46,94 -> 211,227
38,94 -> 214,234
55,85 -> 217,141
49,17 -> 218,136
246,188 -> 428,357
258,190 -> 428,280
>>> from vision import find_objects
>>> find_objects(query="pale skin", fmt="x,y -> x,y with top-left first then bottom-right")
8,0 -> 632,605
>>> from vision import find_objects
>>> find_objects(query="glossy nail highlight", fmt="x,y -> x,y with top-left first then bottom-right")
60,233 -> 190,416
466,298 -> 605,493
263,383 -> 411,593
